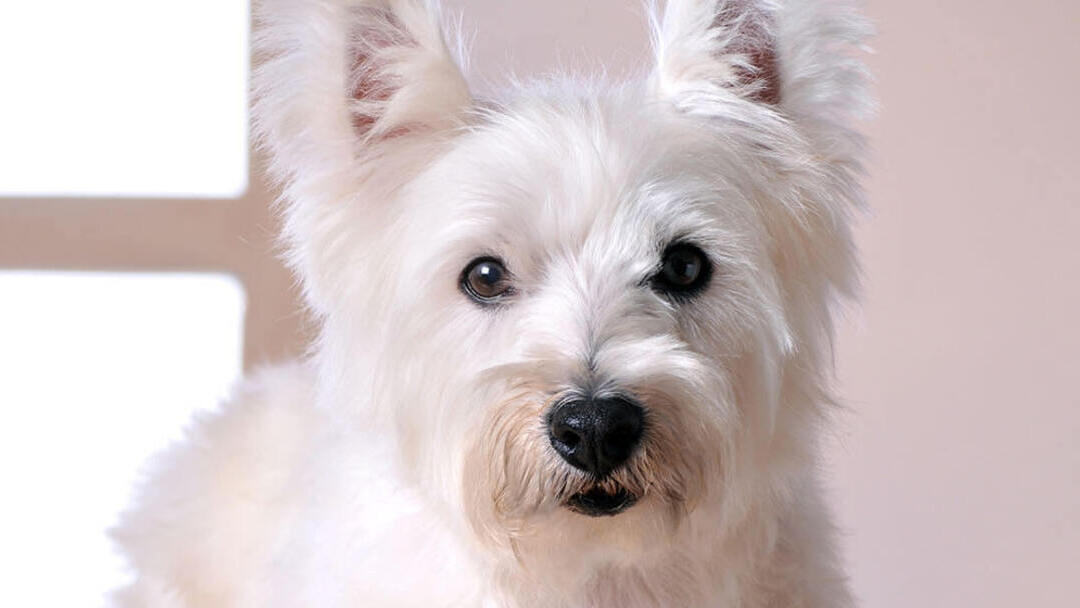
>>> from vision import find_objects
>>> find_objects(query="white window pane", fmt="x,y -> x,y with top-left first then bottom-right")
0,1 -> 249,198
0,272 -> 245,605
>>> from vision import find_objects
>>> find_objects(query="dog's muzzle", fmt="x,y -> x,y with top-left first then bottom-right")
547,395 -> 645,516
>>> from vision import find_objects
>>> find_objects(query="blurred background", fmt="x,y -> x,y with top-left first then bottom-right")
0,1 -> 1076,606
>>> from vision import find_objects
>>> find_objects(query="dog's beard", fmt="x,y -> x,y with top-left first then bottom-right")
463,381 -> 722,542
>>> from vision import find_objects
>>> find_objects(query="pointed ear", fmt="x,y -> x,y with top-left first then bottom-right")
255,0 -> 471,156
651,0 -> 781,106
252,0 -> 471,312
344,1 -> 472,141
651,0 -> 873,149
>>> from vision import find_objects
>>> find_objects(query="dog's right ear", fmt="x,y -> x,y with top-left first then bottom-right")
253,0 -> 471,313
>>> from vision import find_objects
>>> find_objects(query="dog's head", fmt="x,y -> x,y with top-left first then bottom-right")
255,0 -> 869,567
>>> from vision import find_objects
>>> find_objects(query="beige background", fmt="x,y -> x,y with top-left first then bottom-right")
1,1 -> 1076,606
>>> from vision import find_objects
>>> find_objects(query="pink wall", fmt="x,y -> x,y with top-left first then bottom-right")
446,1 -> 1080,606
831,2 -> 1079,606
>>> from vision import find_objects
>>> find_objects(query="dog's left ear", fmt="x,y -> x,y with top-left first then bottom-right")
651,0 -> 872,141
651,0 -> 781,107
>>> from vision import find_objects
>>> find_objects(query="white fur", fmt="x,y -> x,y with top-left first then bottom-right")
112,1 -> 871,606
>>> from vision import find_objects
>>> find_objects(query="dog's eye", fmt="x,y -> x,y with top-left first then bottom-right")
653,243 -> 711,297
461,257 -> 513,304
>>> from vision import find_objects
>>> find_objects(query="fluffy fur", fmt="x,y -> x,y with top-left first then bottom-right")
112,1 -> 871,606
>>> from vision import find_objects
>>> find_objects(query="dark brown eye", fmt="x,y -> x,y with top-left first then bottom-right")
653,243 -> 711,297
461,257 -> 513,304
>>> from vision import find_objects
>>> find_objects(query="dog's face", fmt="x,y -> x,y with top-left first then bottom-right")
393,96 -> 793,531
255,0 -> 868,568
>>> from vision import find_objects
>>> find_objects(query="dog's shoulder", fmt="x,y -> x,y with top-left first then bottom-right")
110,362 -> 487,606
110,361 -> 320,607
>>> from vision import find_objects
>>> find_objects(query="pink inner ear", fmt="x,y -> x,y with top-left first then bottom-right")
349,53 -> 389,136
347,6 -> 416,138
739,44 -> 780,105
711,0 -> 781,105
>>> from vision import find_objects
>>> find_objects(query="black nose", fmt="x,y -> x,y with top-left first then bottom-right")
547,395 -> 645,478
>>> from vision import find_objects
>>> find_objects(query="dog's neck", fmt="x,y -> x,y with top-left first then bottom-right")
480,495 -> 822,608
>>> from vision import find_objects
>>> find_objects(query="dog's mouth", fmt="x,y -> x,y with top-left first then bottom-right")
565,485 -> 638,517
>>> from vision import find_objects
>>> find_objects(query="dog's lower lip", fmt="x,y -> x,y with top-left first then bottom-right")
566,486 -> 637,517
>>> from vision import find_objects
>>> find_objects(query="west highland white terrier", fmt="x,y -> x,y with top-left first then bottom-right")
112,0 -> 871,605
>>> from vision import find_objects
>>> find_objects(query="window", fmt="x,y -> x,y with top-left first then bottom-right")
0,271 -> 245,605
0,1 -> 250,197
0,1 -> 305,603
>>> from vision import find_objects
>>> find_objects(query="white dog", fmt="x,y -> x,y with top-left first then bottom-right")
112,0 -> 871,605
